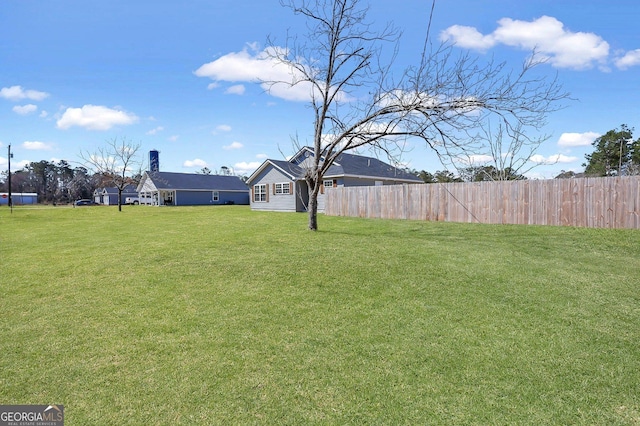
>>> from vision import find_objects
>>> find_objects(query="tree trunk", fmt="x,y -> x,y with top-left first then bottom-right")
308,191 -> 318,231
118,188 -> 122,212
307,178 -> 320,231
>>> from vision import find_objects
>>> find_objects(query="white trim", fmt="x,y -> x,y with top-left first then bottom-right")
253,184 -> 267,202
247,159 -> 298,184
274,182 -> 291,195
324,173 -> 421,183
151,188 -> 248,192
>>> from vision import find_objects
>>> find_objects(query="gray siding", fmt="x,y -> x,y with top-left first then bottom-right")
175,190 -> 214,205
342,176 -> 398,186
342,176 -> 377,187
250,168 -> 297,211
175,190 -> 249,206
102,192 -> 137,205
222,191 -> 250,205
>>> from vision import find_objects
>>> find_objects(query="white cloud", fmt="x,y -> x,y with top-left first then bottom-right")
439,25 -> 496,51
146,126 -> 164,135
223,141 -> 243,150
0,158 -> 29,170
168,135 -> 180,142
194,45 -> 320,102
441,16 -> 610,70
256,153 -> 268,159
13,104 -> 38,115
557,131 -> 600,147
195,45 -> 288,82
225,84 -> 246,95
23,141 -> 53,150
16,159 -> 30,169
264,79 -> 317,102
530,153 -> 578,165
615,49 -> 640,70
183,158 -> 208,168
0,85 -> 49,101
39,110 -> 48,118
56,105 -> 138,131
233,161 -> 262,175
216,124 -> 232,132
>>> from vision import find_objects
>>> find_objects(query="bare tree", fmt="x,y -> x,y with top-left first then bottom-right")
454,122 -> 552,181
266,0 -> 568,230
197,167 -> 213,175
80,137 -> 142,211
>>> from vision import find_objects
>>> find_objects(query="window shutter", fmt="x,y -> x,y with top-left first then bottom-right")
290,181 -> 294,195
333,179 -> 337,187
272,183 -> 276,195
265,184 -> 269,202
320,183 -> 324,194
251,186 -> 254,201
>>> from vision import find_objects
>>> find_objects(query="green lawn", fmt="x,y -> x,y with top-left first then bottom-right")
1,205 -> 639,425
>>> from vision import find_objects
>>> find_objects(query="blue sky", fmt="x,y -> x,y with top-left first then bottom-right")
1,0 -> 639,179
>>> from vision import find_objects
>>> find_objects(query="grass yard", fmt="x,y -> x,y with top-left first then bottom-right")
1,205 -> 639,425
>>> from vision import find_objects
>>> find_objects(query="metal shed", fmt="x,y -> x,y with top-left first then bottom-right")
0,193 -> 38,205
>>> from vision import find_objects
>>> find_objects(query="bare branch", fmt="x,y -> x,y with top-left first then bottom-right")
264,0 -> 568,229
79,137 -> 142,211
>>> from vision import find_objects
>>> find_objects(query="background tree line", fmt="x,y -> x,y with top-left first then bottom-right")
2,126 -> 638,202
0,159 -> 142,205
412,124 -> 640,183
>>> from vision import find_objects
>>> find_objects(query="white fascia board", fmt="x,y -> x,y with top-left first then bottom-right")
167,189 -> 248,192
290,146 -> 314,163
337,173 -> 422,183
247,160 -> 298,184
246,160 -> 272,184
139,174 -> 159,192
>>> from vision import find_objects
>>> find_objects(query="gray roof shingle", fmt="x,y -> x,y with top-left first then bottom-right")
147,171 -> 248,191
325,152 -> 422,181
249,148 -> 422,183
268,159 -> 305,179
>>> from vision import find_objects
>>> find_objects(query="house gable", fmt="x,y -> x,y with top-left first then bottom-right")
247,159 -> 302,185
137,174 -> 158,193
248,163 -> 297,212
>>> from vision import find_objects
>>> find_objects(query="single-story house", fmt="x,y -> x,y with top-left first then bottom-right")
93,185 -> 138,205
246,147 -> 423,212
136,171 -> 249,206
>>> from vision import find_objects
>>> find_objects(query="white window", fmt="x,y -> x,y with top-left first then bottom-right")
275,182 -> 290,195
254,184 -> 266,202
323,179 -> 335,188
212,191 -> 219,201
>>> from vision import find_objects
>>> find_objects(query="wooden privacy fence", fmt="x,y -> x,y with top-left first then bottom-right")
324,176 -> 640,229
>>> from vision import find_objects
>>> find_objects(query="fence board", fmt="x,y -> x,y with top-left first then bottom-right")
324,176 -> 640,229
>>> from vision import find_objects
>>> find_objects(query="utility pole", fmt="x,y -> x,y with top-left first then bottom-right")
619,138 -> 624,176
7,144 -> 13,213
